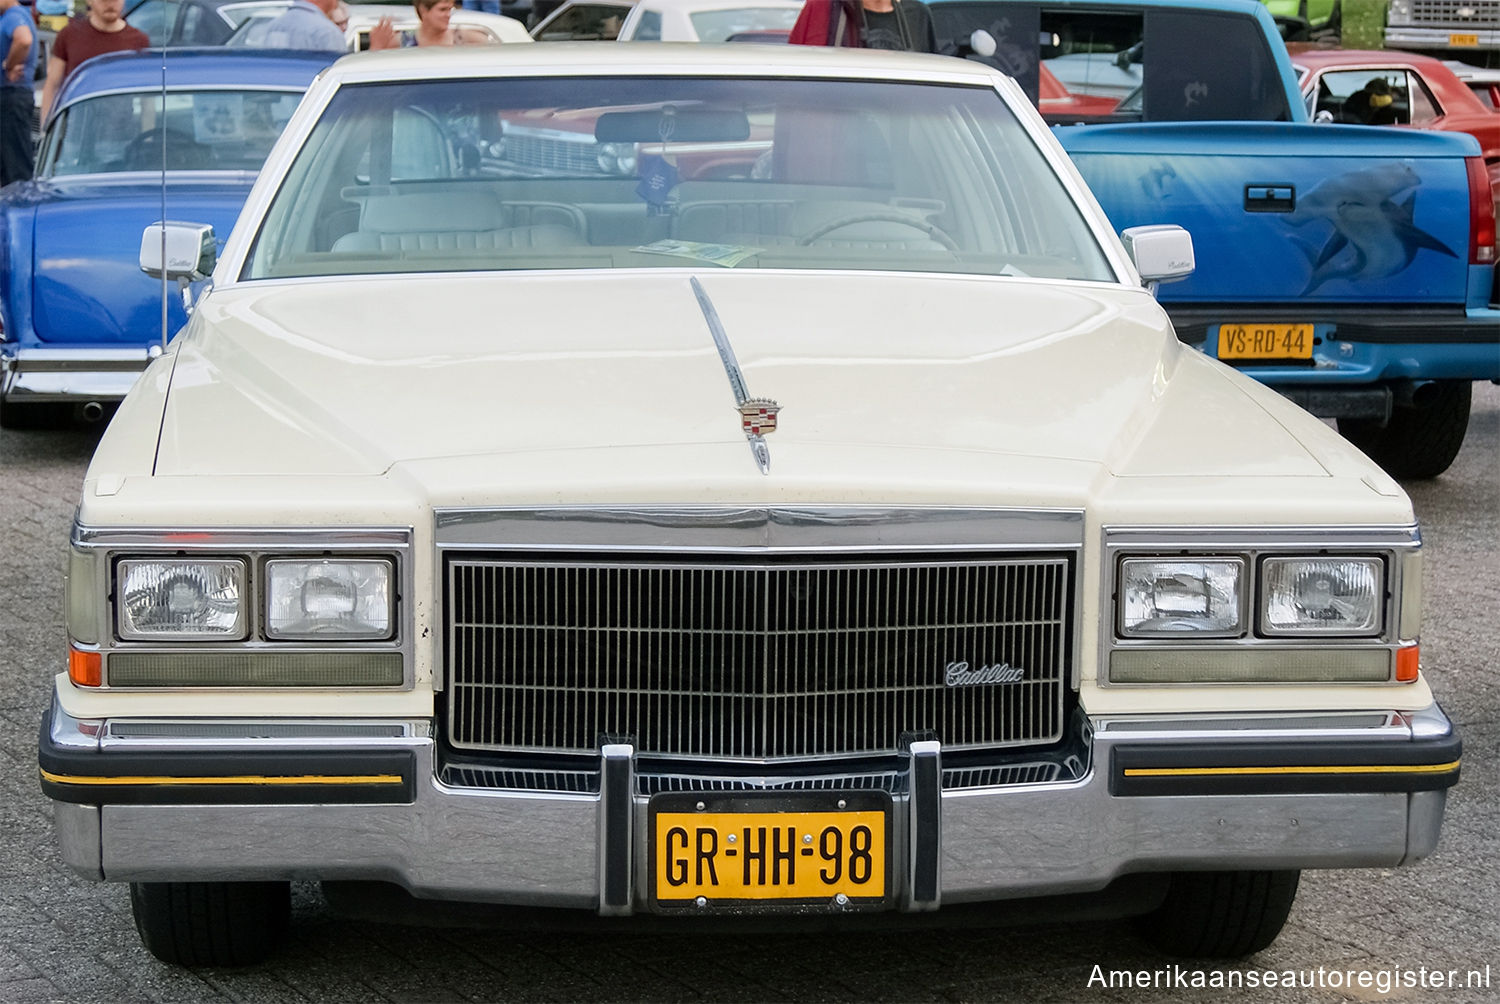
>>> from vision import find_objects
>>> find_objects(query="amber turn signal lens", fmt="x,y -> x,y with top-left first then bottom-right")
68,649 -> 102,688
1395,645 -> 1420,683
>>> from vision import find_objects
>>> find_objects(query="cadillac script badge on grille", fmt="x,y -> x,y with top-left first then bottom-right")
945,661 -> 1026,686
739,398 -> 780,436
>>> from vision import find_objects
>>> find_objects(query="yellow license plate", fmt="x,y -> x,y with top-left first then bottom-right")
1218,323 -> 1314,361
654,796 -> 888,905
1450,33 -> 1480,47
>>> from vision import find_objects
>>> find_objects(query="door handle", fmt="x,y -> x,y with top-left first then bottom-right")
1245,184 -> 1296,213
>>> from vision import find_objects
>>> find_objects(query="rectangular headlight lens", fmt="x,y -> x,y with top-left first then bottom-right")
1261,557 -> 1383,636
266,558 -> 394,640
117,559 -> 248,640
1119,558 -> 1244,637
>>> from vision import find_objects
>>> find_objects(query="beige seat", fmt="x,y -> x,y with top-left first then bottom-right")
333,191 -> 586,252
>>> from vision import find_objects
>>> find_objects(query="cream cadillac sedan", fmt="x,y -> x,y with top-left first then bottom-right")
40,43 -> 1459,967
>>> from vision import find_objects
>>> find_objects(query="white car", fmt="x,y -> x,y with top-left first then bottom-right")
532,0 -> 800,41
227,4 -> 532,47
42,42 -> 1458,969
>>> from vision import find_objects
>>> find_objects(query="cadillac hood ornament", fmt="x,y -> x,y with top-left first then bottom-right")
690,276 -> 779,474
739,398 -> 780,436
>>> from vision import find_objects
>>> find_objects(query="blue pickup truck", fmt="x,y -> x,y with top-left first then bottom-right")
932,0 -> 1498,478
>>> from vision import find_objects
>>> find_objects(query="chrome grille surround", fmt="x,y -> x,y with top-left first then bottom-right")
438,507 -> 1081,763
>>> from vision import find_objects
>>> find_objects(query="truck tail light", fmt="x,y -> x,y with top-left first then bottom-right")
1468,156 -> 1496,265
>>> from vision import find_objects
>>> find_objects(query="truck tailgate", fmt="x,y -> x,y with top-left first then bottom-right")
1059,122 -> 1479,307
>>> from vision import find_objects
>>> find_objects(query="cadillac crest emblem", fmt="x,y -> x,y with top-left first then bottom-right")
739,398 -> 780,436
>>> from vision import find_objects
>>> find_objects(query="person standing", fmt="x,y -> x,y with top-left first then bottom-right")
0,0 -> 37,186
259,0 -> 347,53
39,0 -> 148,122
789,0 -> 935,52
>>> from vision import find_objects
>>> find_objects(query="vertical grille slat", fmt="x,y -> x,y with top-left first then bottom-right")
447,554 -> 1071,760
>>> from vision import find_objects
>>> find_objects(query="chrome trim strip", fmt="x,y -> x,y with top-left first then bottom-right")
690,276 -> 771,475
5,347 -> 156,370
434,505 -> 1085,551
598,744 -> 635,916
97,718 -> 430,751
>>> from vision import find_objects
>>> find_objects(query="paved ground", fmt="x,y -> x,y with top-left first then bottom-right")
1,386 -> 1496,1003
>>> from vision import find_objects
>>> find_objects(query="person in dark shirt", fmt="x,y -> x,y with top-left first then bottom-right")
39,0 -> 148,122
789,0 -> 935,53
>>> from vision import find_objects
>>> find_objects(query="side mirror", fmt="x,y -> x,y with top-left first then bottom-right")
1121,224 -> 1194,294
139,221 -> 216,282
969,29 -> 997,58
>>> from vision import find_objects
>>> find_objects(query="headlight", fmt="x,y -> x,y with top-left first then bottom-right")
597,142 -> 637,176
117,559 -> 247,640
1260,557 -> 1382,636
266,558 -> 393,640
1119,558 -> 1244,637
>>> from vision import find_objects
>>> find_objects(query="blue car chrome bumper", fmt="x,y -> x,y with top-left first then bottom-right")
1,345 -> 160,406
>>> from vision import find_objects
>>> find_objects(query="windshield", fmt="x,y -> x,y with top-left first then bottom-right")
42,89 -> 306,176
245,76 -> 1115,282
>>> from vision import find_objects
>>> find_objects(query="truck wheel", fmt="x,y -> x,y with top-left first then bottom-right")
1136,870 -> 1299,958
130,881 -> 290,967
1338,380 -> 1471,480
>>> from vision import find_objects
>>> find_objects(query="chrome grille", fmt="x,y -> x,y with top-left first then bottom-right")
494,133 -> 603,176
1410,0 -> 1498,24
446,554 -> 1071,760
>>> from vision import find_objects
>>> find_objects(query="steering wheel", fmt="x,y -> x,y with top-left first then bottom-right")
122,127 -> 209,170
796,211 -> 960,252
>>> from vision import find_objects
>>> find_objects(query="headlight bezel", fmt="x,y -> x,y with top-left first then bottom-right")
1103,525 -> 1419,687
69,524 -> 412,690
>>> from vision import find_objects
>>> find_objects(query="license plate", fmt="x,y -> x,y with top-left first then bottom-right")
1450,33 -> 1479,46
651,791 -> 890,910
1218,323 -> 1313,361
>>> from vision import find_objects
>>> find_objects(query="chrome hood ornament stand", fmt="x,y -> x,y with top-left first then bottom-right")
691,276 -> 778,475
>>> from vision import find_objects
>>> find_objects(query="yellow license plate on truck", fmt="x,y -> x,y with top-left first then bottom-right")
1450,33 -> 1479,46
652,792 -> 889,908
1218,323 -> 1314,361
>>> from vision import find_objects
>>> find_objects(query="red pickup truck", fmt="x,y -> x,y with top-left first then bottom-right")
1290,46 -> 1500,214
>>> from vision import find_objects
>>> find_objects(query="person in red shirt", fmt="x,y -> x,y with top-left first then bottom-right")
39,0 -> 148,122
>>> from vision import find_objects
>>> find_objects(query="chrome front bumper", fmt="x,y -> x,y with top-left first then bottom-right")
1,346 -> 158,404
1383,26 -> 1500,49
42,699 -> 1459,913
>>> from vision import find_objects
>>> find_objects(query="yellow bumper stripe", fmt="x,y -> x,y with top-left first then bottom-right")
40,768 -> 404,787
1123,760 -> 1460,778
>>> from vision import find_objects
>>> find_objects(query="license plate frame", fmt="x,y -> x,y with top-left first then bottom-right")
1217,322 -> 1314,362
648,789 -> 893,914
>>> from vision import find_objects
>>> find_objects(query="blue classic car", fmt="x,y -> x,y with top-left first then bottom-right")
0,48 -> 335,429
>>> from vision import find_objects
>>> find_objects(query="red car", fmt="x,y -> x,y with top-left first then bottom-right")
1289,46 -> 1499,214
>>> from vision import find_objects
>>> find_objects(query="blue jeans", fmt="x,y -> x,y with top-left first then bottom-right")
462,0 -> 500,12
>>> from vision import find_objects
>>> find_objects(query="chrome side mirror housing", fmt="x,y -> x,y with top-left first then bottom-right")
1121,224 -> 1195,295
139,221 -> 216,283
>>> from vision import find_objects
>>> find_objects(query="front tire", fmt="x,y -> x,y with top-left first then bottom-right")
1136,870 -> 1300,958
1338,380 -> 1472,480
130,881 -> 290,967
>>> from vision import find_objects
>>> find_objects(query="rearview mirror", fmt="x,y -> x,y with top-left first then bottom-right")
1121,224 -> 1194,294
139,221 -> 216,282
969,29 -> 997,58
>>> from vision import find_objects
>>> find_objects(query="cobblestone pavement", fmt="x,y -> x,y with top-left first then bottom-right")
1,387 -> 1496,1004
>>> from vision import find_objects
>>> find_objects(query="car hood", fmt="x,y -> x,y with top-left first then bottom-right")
152,271 -> 1341,502
27,174 -> 256,346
